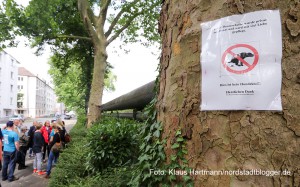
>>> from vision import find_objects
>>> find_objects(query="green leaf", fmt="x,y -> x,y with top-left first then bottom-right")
153,129 -> 160,137
171,143 -> 180,149
182,159 -> 188,164
176,137 -> 184,142
183,175 -> 191,182
171,154 -> 177,161
145,145 -> 152,152
139,154 -> 151,162
169,175 -> 176,181
175,130 -> 181,136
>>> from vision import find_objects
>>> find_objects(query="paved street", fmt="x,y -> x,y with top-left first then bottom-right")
0,119 -> 77,187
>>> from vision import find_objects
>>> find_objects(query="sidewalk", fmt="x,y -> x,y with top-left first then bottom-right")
1,156 -> 49,187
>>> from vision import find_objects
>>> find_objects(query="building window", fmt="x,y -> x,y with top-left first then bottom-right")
17,102 -> 23,108
11,85 -> 13,92
21,85 -> 23,89
18,85 -> 20,89
11,72 -> 13,79
21,77 -> 23,81
11,59 -> 14,66
10,97 -> 13,105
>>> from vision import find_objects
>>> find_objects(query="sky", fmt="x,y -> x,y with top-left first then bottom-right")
2,0 -> 159,104
104,43 -> 159,102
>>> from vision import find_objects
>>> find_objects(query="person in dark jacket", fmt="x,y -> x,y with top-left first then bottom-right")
17,126 -> 29,170
32,123 -> 45,175
45,124 -> 62,179
27,121 -> 38,157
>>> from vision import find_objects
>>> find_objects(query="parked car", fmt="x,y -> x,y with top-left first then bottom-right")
51,115 -> 62,123
65,111 -> 76,118
9,114 -> 25,122
64,114 -> 71,120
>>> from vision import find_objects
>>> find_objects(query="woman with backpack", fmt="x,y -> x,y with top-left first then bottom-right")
45,124 -> 62,179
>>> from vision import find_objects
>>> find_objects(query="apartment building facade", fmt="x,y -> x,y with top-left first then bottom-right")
17,67 -> 56,118
0,51 -> 19,118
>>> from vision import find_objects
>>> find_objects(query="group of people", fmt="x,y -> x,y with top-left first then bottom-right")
0,118 -> 67,184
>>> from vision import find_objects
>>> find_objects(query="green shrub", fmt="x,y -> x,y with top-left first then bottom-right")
68,166 -> 137,187
49,116 -> 143,187
85,117 -> 141,173
49,116 -> 89,187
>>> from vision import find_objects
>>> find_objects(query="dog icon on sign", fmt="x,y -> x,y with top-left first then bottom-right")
228,52 -> 254,67
222,44 -> 259,74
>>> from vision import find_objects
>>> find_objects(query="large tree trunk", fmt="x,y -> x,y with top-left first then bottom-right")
158,0 -> 300,186
77,0 -> 108,127
87,42 -> 107,127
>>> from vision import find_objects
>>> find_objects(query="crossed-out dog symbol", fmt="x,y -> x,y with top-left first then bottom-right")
228,52 -> 254,67
222,44 -> 259,74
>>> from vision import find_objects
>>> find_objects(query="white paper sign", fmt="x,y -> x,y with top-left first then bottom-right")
200,10 -> 282,110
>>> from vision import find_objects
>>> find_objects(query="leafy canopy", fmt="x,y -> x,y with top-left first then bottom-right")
3,0 -> 161,120
4,0 -> 161,51
0,2 -> 16,48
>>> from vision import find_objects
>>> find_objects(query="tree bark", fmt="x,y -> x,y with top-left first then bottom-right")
78,0 -> 108,126
87,42 -> 107,127
158,0 -> 300,186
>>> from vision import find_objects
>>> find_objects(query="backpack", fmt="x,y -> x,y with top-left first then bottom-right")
64,133 -> 71,143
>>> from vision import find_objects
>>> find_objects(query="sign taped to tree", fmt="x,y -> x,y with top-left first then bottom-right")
200,10 -> 282,110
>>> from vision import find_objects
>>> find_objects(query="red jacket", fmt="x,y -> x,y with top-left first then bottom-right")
41,126 -> 52,144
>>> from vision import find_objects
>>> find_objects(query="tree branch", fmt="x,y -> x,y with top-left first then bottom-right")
105,9 -> 125,38
77,0 -> 98,43
98,0 -> 111,27
88,6 -> 97,26
107,13 -> 141,45
57,35 -> 92,41
105,0 -> 140,38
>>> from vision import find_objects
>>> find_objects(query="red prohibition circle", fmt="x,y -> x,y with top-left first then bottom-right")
221,44 -> 259,74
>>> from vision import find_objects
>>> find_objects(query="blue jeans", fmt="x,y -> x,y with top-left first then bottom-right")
46,151 -> 59,175
2,151 -> 17,180
54,152 -> 60,164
